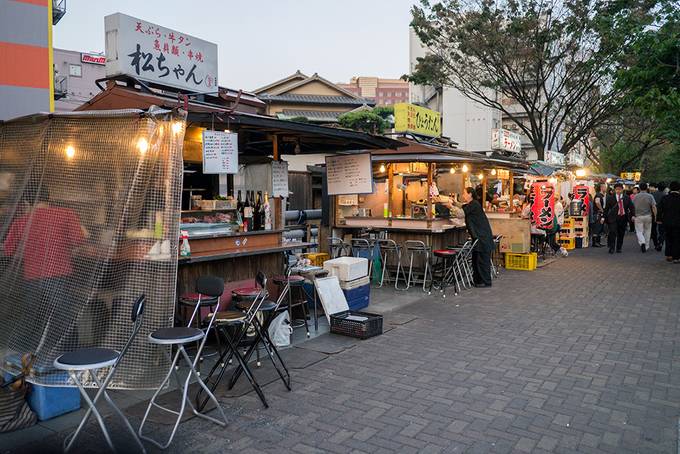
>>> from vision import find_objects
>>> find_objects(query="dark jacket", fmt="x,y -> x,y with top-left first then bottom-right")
605,193 -> 634,224
462,200 -> 493,249
658,192 -> 680,226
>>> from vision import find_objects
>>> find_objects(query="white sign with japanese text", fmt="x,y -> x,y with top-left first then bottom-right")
491,128 -> 522,155
105,13 -> 218,93
271,161 -> 289,198
326,153 -> 373,195
202,131 -> 238,174
544,150 -> 566,166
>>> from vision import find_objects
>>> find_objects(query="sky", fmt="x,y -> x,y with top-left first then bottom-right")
53,0 -> 417,91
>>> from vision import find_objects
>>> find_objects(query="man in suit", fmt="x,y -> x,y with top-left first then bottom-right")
605,183 -> 635,253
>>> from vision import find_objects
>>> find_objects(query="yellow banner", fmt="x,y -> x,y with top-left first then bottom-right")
620,172 -> 641,181
394,103 -> 441,138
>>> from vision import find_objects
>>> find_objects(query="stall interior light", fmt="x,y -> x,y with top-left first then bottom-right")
65,145 -> 75,159
450,167 -> 455,174
491,169 -> 497,176
462,164 -> 469,173
606,177 -> 612,183
224,129 -> 231,133
478,173 -> 484,180
172,121 -> 183,134
575,168 -> 587,177
137,137 -> 149,154
379,163 -> 386,173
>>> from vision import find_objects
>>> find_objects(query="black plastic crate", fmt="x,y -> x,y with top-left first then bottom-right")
330,310 -> 383,339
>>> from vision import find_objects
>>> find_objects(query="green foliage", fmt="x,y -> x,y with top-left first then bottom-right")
372,106 -> 394,121
287,116 -> 310,123
337,111 -> 389,134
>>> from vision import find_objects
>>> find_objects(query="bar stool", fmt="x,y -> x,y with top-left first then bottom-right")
377,239 -> 406,289
448,239 -> 477,289
351,238 -> 375,280
491,235 -> 503,278
177,292 -> 220,363
273,274 -> 310,338
431,249 -> 459,298
404,240 -> 432,292
231,286 -> 262,363
329,237 -> 350,258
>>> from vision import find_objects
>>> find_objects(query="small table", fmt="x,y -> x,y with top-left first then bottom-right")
290,265 -> 328,332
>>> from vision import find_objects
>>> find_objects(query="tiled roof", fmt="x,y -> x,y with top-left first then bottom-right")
277,110 -> 346,122
259,93 -> 374,106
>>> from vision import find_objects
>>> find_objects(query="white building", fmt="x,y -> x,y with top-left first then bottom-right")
53,48 -> 106,112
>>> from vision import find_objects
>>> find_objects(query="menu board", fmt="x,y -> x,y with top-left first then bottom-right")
202,130 -> 238,174
326,153 -> 373,195
271,160 -> 289,198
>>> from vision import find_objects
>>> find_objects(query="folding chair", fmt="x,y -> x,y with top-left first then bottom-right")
197,271 -> 276,410
54,295 -> 147,453
138,276 -> 227,450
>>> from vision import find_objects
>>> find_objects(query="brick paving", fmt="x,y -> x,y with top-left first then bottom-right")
5,234 -> 680,453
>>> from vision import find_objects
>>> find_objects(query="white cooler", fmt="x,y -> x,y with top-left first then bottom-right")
323,257 -> 368,281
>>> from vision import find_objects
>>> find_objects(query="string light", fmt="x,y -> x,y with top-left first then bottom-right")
606,177 -> 612,183
491,169 -> 497,176
172,122 -> 183,134
450,167 -> 455,174
575,168 -> 586,177
65,145 -> 75,159
462,164 -> 469,173
478,173 -> 484,180
379,164 -> 386,173
137,137 -> 149,154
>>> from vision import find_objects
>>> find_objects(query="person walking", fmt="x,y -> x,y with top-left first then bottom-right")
632,182 -> 656,253
652,182 -> 667,251
591,184 -> 606,247
657,181 -> 680,263
605,183 -> 634,254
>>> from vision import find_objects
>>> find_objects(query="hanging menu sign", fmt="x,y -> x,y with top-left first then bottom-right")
202,131 -> 238,174
271,160 -> 289,198
326,153 -> 373,195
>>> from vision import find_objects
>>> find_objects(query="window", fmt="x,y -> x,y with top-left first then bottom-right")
68,64 -> 82,77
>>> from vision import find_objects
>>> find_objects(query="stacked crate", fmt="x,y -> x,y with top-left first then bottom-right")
558,217 -> 576,250
572,216 -> 589,248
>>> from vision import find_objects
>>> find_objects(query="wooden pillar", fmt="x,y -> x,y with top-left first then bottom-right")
426,163 -> 433,227
482,170 -> 487,211
387,163 -> 394,226
509,171 -> 514,200
271,134 -> 283,231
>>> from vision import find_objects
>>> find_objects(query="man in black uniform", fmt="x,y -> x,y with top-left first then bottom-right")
450,187 -> 494,287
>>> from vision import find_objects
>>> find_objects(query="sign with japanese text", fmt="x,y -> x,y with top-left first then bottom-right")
531,182 -> 555,230
271,161 -> 289,198
620,172 -> 641,181
105,13 -> 218,93
326,153 -> 373,195
572,184 -> 591,216
81,53 -> 106,65
544,150 -> 566,166
394,103 -> 441,138
202,131 -> 238,174
567,149 -> 585,167
491,129 -> 522,155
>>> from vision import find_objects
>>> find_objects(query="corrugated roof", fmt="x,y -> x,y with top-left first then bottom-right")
278,110 -> 346,121
259,94 -> 374,106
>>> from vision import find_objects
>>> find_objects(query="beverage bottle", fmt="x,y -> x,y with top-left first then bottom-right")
263,191 -> 272,230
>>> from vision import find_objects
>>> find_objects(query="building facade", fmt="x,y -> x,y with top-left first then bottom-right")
337,77 -> 409,106
53,48 -> 107,112
254,71 -> 374,124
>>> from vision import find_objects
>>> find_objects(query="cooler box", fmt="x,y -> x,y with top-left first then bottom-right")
323,257 -> 368,281
342,283 -> 370,311
4,354 -> 81,421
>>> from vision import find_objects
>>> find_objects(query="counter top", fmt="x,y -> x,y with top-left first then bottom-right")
343,225 -> 466,233
186,229 -> 283,240
178,241 -> 316,264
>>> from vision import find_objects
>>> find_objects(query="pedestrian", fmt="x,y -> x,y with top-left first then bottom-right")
605,183 -> 634,254
657,181 -> 680,263
454,187 -> 494,287
632,182 -> 656,253
628,188 -> 637,232
545,196 -> 569,257
591,183 -> 606,247
652,182 -> 667,251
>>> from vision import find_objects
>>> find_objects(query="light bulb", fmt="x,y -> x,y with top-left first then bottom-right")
478,173 -> 484,180
137,137 -> 149,154
450,167 -> 455,174
65,145 -> 75,159
462,164 -> 469,173
224,129 -> 231,133
172,122 -> 183,134
379,164 -> 386,173
491,169 -> 497,176
575,168 -> 586,177
606,178 -> 612,183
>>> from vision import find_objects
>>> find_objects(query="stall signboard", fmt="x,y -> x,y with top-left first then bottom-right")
104,13 -> 218,93
271,160 -> 289,198
81,53 -> 106,65
620,171 -> 641,181
544,150 -> 566,166
326,153 -> 373,195
202,130 -> 238,174
531,182 -> 555,229
567,149 -> 586,167
492,129 -> 522,155
572,184 -> 591,215
394,103 -> 441,138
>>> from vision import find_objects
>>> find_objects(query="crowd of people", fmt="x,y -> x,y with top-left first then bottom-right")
590,181 -> 680,262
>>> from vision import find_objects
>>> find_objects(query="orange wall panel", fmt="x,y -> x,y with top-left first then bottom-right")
0,42 -> 49,89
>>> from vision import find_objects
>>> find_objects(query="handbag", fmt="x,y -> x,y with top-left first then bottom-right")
0,353 -> 37,433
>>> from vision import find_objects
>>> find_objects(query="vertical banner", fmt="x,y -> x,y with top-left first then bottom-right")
572,185 -> 590,215
531,182 -> 555,229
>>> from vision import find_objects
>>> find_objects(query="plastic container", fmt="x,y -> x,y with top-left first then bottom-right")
504,252 -> 537,271
303,252 -> 329,267
558,237 -> 576,250
323,257 -> 368,281
343,283 -> 370,311
339,276 -> 370,290
330,310 -> 383,339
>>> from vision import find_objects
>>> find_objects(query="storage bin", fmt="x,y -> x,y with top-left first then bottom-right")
4,354 -> 81,421
342,283 -> 370,311
330,311 -> 383,339
339,276 -> 370,290
558,237 -> 576,250
575,237 -> 589,248
303,252 -> 329,267
504,252 -> 537,271
323,257 -> 368,281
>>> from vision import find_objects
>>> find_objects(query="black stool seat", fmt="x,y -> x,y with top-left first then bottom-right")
433,249 -> 457,257
179,293 -> 219,305
55,348 -> 119,370
149,327 -> 204,345
273,275 -> 305,286
214,310 -> 247,324
235,300 -> 277,312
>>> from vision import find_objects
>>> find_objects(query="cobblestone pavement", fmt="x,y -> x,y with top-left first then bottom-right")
8,234 -> 680,453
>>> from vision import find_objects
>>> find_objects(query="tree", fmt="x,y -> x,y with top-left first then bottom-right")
408,0 -> 656,160
337,110 -> 389,134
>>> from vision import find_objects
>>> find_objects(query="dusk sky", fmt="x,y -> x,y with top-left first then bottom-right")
53,0 -> 417,91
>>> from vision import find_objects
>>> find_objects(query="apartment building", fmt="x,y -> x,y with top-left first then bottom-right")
337,77 -> 409,106
53,48 -> 106,112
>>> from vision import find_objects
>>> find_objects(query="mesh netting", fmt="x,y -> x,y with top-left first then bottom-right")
0,109 -> 186,389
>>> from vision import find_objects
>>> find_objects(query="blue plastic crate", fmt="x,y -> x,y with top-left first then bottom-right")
4,354 -> 81,421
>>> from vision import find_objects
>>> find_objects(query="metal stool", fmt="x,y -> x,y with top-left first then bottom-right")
491,235 -> 503,278
329,237 -> 350,258
432,249 -> 459,298
54,295 -> 147,454
273,274 -> 310,338
177,292 -> 220,363
404,240 -> 432,292
377,239 -> 406,289
351,238 -> 375,280
449,239 -> 477,290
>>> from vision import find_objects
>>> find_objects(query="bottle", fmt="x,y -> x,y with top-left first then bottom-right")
237,190 -> 243,217
179,230 -> 191,257
263,191 -> 272,230
255,191 -> 263,230
243,190 -> 253,230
